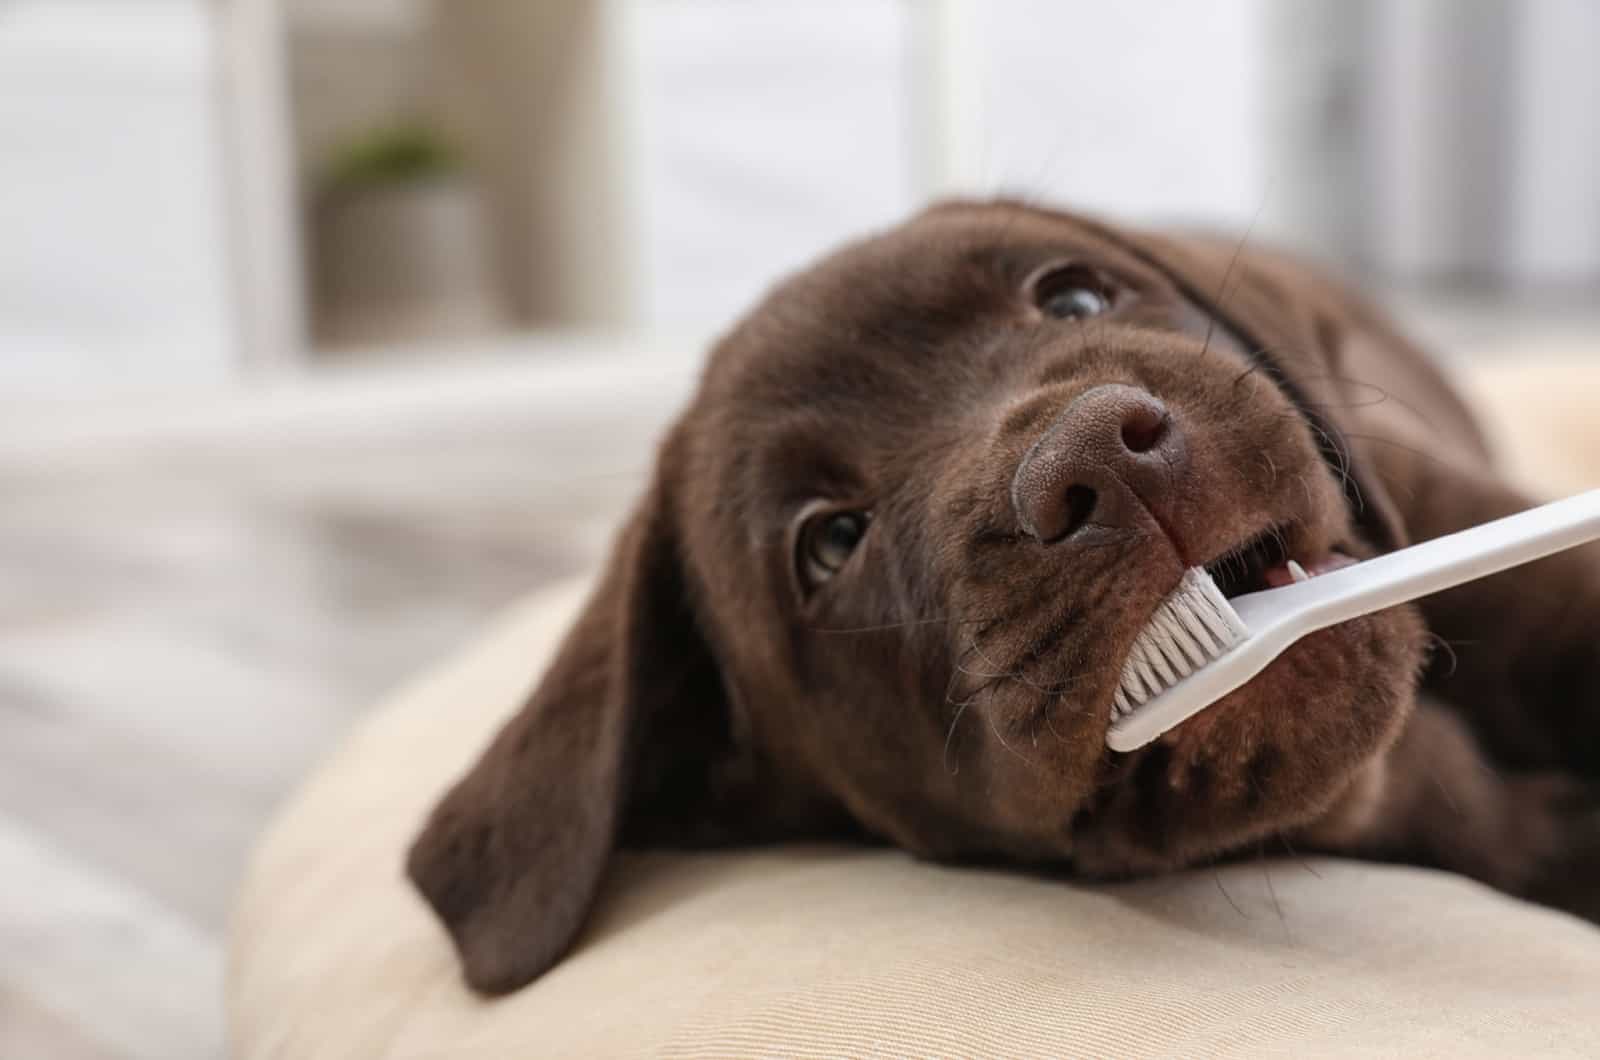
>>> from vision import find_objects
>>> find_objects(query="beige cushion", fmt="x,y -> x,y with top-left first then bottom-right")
1464,351 -> 1600,497
228,357 -> 1600,1058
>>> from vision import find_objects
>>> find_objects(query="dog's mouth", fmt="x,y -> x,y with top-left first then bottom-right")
1102,525 -> 1362,746
1202,526 -> 1290,599
1200,525 -> 1356,599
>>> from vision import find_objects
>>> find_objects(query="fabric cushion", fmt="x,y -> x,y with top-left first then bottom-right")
228,356 -> 1600,1058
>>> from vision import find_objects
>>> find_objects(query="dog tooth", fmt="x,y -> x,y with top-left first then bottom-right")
1287,559 -> 1310,583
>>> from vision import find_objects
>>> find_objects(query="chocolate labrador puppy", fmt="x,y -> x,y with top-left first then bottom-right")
409,200 -> 1600,994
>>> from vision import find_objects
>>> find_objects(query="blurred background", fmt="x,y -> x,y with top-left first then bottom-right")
2,1 -> 1597,1056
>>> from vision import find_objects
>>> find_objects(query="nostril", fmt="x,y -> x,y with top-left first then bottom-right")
1011,386 -> 1182,543
1120,408 -> 1168,454
1061,484 -> 1097,538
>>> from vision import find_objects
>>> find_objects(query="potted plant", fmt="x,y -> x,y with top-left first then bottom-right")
314,123 -> 506,348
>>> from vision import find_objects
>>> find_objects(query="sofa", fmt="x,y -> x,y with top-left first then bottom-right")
227,354 -> 1600,1058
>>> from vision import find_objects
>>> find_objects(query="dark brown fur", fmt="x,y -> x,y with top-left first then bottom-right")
407,200 -> 1600,994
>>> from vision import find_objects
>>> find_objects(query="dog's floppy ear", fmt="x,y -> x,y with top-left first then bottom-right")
406,432 -> 746,994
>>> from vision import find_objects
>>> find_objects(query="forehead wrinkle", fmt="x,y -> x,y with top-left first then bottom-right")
736,395 -> 968,519
738,410 -> 867,511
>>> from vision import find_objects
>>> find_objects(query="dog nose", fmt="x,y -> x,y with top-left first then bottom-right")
1011,384 -> 1185,543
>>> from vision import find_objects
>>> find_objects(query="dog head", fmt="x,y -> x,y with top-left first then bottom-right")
408,200 -> 1426,994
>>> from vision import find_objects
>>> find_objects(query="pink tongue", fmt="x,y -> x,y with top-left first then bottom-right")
1261,550 -> 1357,588
1261,564 -> 1298,589
1309,551 -> 1359,577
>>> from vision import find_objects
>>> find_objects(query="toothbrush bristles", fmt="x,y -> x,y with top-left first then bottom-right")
1112,568 -> 1248,718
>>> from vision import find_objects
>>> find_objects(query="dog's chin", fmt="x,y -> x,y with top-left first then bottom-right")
1161,612 -> 1414,765
1152,546 -> 1371,758
1073,603 -> 1423,876
1072,507 -> 1424,873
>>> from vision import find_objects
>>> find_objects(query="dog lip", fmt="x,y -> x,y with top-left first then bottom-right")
1144,506 -> 1195,568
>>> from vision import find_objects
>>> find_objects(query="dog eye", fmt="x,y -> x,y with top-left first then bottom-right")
798,510 -> 869,588
1032,264 -> 1110,320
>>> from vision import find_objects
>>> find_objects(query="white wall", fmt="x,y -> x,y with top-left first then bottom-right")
971,0 -> 1271,229
1359,0 -> 1600,285
289,0 -> 1320,340
0,1 -> 239,393
285,0 -> 431,180
629,0 -> 1294,334
632,0 -> 920,332
1506,0 -> 1600,284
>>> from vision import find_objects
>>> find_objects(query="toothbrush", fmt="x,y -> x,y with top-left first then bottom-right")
1106,487 -> 1600,753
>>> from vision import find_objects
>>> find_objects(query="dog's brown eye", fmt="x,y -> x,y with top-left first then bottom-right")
799,510 -> 868,588
1033,264 -> 1110,320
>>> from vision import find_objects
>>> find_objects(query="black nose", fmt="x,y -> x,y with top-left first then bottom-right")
1010,384 -> 1186,543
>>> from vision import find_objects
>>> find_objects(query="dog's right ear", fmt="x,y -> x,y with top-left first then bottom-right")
406,432 -> 750,994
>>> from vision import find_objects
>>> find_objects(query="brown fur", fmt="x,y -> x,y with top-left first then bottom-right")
407,200 -> 1600,995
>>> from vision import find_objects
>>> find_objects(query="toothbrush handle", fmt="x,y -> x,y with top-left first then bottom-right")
1108,489 -> 1600,754
1284,488 -> 1600,629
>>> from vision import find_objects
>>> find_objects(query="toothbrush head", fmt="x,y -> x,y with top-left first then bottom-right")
1110,567 -> 1248,735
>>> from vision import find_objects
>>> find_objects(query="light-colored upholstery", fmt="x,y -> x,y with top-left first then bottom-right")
1464,352 -> 1600,497
228,356 -> 1600,1058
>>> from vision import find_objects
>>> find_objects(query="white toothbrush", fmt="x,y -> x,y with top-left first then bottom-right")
1106,488 -> 1600,753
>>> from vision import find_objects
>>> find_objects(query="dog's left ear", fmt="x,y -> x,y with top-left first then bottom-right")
405,428 -> 787,994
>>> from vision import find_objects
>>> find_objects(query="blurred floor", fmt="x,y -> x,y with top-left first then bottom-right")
0,346 -> 689,1059
0,294 -> 1598,1058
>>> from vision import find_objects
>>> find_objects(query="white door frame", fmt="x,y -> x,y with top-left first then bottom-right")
215,0 -> 308,375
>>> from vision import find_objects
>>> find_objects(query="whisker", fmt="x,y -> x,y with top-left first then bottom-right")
1299,415 -> 1360,502
1268,523 -> 1290,564
1419,755 -> 1463,817
944,637 -> 993,706
976,681 -> 1037,769
1277,834 -> 1323,879
964,633 -> 1071,697
812,614 -> 977,635
1255,450 -> 1280,492
1293,471 -> 1317,513
1038,687 -> 1077,743
1214,868 -> 1250,919
1338,431 -> 1451,467
1259,843 -> 1286,926
1256,362 -> 1446,432
1199,194 -> 1270,361
1424,632 -> 1461,680
943,696 -> 971,775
